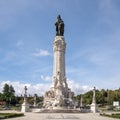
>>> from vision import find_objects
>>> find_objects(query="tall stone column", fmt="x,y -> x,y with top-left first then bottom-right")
80,95 -> 83,108
33,94 -> 37,108
52,36 -> 67,90
91,87 -> 98,113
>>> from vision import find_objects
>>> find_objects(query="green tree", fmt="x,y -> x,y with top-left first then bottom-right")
2,83 -> 16,106
9,85 -> 15,95
83,90 -> 93,105
3,83 -> 9,95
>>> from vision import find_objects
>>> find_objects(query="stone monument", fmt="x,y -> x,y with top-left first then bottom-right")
91,87 -> 98,113
43,15 -> 74,109
33,94 -> 37,108
80,95 -> 83,108
21,86 -> 30,112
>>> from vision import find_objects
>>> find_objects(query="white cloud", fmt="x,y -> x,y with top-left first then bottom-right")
40,75 -> 52,81
67,79 -> 92,95
0,80 -> 92,96
0,80 -> 50,96
33,49 -> 51,57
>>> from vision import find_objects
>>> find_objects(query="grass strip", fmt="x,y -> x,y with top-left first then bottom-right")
0,113 -> 24,119
100,113 -> 120,119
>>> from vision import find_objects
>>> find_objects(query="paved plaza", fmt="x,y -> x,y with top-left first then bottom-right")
2,111 -> 118,120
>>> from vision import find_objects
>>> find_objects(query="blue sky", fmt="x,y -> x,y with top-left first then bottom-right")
0,0 -> 120,95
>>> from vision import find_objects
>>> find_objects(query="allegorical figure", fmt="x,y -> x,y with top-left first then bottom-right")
55,15 -> 64,36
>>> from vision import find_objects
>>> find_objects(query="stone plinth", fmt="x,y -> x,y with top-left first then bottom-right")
33,95 -> 37,108
91,103 -> 97,113
21,97 -> 30,112
33,101 -> 37,108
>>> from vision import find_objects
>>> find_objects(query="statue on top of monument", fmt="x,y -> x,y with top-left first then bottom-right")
55,15 -> 64,36
24,86 -> 27,97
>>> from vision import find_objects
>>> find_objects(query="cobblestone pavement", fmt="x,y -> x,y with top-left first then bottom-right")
0,111 -> 119,120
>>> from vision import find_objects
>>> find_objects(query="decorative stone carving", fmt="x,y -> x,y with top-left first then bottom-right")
45,90 -> 55,98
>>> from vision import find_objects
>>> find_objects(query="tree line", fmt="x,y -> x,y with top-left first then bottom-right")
75,88 -> 120,106
0,83 -> 120,107
0,83 -> 43,108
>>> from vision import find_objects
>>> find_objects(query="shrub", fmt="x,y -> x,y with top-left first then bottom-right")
0,113 -> 24,119
100,113 -> 120,119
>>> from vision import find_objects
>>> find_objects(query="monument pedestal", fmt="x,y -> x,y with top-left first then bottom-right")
53,106 -> 65,110
33,94 -> 37,108
21,102 -> 30,112
21,97 -> 30,112
33,102 -> 37,108
91,103 -> 97,113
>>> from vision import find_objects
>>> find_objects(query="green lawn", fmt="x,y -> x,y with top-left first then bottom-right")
0,113 -> 24,119
100,113 -> 120,119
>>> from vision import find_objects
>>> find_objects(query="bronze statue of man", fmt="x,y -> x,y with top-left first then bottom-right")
24,86 -> 27,97
55,15 -> 64,36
